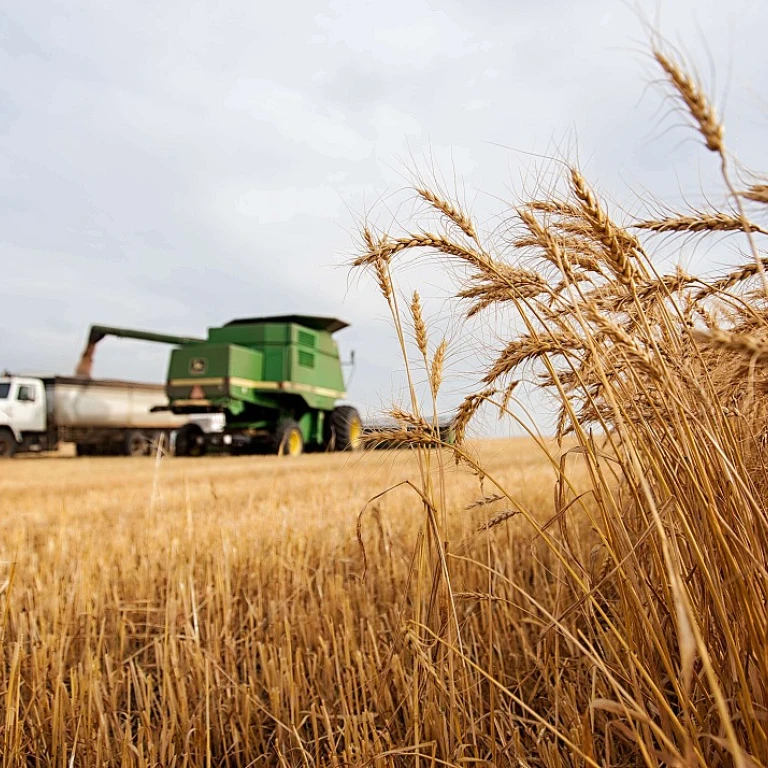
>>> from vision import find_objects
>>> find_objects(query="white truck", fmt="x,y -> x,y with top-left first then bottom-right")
0,373 -> 210,458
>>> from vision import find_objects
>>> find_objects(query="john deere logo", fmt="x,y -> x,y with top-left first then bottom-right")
189,358 -> 207,375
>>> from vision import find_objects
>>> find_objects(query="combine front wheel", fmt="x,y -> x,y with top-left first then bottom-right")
175,424 -> 207,457
273,420 -> 304,457
328,406 -> 362,451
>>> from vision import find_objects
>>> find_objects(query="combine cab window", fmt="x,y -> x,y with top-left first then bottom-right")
17,385 -> 35,402
0,383 -> 9,399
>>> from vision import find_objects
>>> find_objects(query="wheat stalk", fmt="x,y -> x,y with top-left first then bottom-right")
693,328 -> 768,358
695,259 -> 768,299
355,232 -> 490,269
654,48 -> 724,153
635,213 -> 767,236
430,338 -> 447,397
484,333 -> 583,384
476,508 -> 520,532
741,184 -> 768,205
453,388 -> 496,445
415,187 -> 477,239
374,257 -> 393,300
569,168 -> 641,285
411,291 -> 428,359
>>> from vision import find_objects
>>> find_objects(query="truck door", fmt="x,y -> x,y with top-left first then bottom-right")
12,380 -> 46,434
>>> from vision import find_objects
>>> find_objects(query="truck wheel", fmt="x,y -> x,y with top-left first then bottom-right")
124,431 -> 149,457
175,424 -> 206,457
0,429 -> 18,458
273,420 -> 304,457
327,406 -> 363,452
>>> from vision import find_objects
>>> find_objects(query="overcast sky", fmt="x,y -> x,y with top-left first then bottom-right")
3,0 -> 768,431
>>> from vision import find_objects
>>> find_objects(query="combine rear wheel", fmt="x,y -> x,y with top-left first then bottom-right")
273,420 -> 304,457
175,424 -> 207,457
0,429 -> 18,458
327,406 -> 362,451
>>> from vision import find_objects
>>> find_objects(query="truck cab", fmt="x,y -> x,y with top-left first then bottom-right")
0,376 -> 48,456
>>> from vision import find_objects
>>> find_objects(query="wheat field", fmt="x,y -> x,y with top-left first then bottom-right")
0,442 -> 582,767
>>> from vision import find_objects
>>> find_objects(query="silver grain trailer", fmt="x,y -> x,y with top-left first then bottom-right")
0,374 -> 200,457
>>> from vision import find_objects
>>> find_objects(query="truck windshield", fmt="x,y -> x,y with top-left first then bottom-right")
0,383 -> 9,399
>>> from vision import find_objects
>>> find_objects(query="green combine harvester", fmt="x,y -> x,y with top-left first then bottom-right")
75,315 -> 362,457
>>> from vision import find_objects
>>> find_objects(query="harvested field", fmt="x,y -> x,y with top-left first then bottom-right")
0,441 -> 588,766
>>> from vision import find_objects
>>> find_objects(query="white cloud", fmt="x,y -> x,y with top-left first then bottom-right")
232,185 -> 344,224
225,78 -> 373,161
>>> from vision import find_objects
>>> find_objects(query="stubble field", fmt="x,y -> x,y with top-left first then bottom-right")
0,441 -> 579,766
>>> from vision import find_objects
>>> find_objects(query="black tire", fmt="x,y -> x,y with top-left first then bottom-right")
272,420 -> 304,457
124,430 -> 149,457
327,406 -> 363,452
175,424 -> 206,457
0,429 -> 18,458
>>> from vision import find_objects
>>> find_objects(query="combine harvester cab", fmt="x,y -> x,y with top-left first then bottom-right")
165,315 -> 361,457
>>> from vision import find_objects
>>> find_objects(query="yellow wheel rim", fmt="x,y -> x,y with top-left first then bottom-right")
348,418 -> 362,449
287,430 -> 302,456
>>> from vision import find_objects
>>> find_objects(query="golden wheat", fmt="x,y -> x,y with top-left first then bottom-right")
347,35 -> 768,768
0,443 -> 571,767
